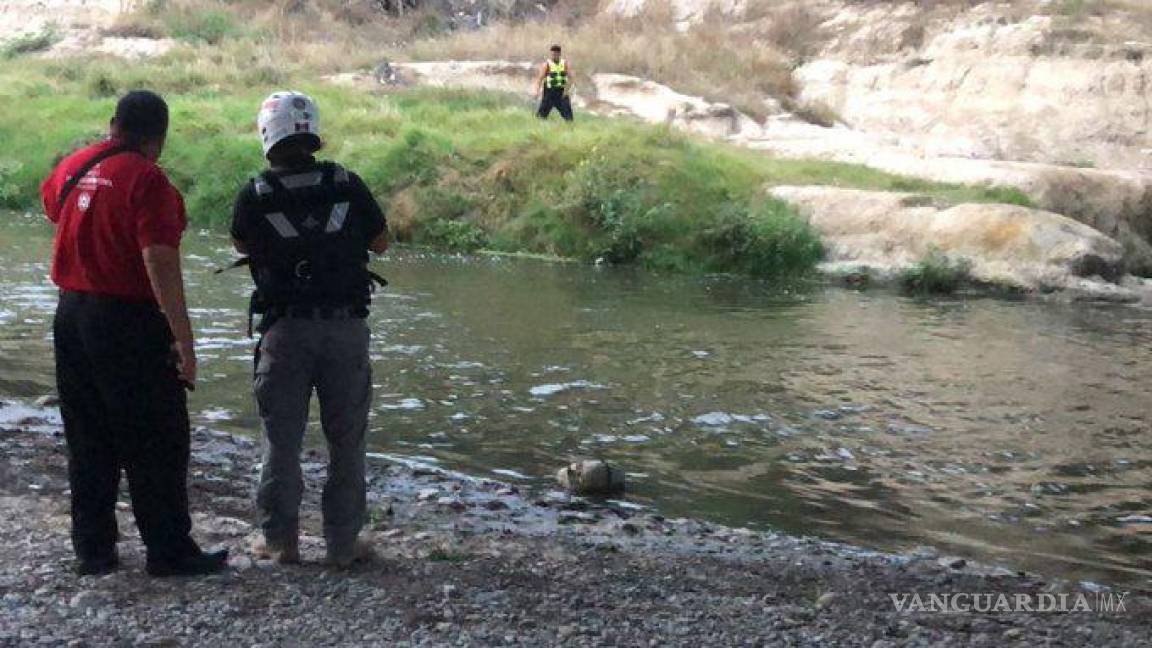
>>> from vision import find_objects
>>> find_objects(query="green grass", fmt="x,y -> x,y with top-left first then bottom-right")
0,52 -> 1026,279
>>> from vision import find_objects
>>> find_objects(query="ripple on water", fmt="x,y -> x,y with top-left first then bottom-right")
528,381 -> 605,397
381,398 -> 425,411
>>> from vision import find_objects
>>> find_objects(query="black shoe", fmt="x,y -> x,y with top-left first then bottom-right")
76,554 -> 119,577
146,549 -> 229,577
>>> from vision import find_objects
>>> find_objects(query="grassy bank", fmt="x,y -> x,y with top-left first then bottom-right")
0,52 -> 1023,278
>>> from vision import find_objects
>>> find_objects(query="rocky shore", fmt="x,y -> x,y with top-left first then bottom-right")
1,400 -> 1149,646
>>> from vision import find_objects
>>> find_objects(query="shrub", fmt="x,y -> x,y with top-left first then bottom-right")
900,249 -> 972,294
101,14 -> 169,39
790,99 -> 841,128
415,219 -> 489,252
167,9 -> 241,45
0,160 -> 24,209
700,201 -> 825,278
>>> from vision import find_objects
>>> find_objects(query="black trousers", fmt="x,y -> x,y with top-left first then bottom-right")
53,291 -> 198,562
537,88 -> 574,121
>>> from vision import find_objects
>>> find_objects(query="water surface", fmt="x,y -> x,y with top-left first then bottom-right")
2,213 -> 1150,588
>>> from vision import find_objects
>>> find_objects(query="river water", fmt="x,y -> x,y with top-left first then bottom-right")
2,213 -> 1150,588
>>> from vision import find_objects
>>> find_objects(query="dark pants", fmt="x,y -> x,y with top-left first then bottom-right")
53,291 -> 198,563
537,88 -> 573,121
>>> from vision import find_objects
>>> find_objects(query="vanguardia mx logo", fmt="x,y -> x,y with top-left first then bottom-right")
889,592 -> 1130,614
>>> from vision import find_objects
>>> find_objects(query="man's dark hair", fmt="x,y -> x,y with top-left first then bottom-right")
114,90 -> 169,139
550,44 -> 562,52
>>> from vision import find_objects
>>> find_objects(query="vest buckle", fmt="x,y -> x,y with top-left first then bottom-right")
294,260 -> 313,279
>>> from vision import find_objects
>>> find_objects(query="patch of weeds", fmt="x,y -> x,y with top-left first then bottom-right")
0,160 -> 25,208
2,27 -> 59,59
417,218 -> 489,253
167,9 -> 241,45
790,99 -> 840,128
427,545 -> 470,562
367,505 -> 393,529
1059,0 -> 1090,17
900,249 -> 972,295
700,201 -> 824,278
979,186 -> 1034,207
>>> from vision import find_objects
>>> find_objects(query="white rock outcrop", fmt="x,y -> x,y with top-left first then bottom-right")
770,185 -> 1126,293
0,0 -> 175,58
743,131 -> 1152,274
591,73 -> 760,138
388,60 -> 540,96
800,3 -> 1152,170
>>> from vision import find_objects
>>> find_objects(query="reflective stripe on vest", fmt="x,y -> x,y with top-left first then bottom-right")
546,59 -> 568,89
255,163 -> 352,239
264,212 -> 299,238
326,202 -> 350,233
279,171 -> 323,190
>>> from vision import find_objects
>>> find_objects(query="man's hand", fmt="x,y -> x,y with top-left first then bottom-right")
173,338 -> 197,389
369,231 -> 390,255
143,244 -> 197,390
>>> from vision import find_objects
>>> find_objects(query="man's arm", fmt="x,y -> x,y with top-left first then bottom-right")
565,61 -> 574,95
142,245 -> 196,388
534,63 -> 548,97
349,171 -> 389,255
230,182 -> 253,256
41,173 -> 61,224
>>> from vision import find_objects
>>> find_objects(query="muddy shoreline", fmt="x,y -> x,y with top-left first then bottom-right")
1,399 -> 1149,646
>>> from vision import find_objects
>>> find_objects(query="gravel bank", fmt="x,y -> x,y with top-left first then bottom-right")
1,401 -> 1148,647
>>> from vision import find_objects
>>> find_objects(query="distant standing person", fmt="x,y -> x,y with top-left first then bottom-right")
535,44 -> 574,122
42,91 -> 228,577
231,91 -> 389,567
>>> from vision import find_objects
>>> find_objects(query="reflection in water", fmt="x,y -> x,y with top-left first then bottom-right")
2,214 -> 1150,588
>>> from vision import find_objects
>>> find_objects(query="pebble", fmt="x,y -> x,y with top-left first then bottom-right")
815,592 -> 838,610
69,591 -> 107,610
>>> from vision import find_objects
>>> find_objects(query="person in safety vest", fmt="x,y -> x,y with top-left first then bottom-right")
42,90 -> 229,577
230,91 -> 389,567
535,44 -> 574,121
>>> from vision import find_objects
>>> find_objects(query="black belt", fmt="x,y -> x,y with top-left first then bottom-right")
59,290 -> 158,308
266,305 -> 367,320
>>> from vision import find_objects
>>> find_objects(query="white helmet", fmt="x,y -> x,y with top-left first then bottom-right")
257,91 -> 321,156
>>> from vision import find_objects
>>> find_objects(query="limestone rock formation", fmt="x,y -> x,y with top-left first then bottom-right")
770,185 -> 1126,293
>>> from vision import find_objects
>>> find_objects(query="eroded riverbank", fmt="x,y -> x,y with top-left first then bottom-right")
2,408 -> 1150,646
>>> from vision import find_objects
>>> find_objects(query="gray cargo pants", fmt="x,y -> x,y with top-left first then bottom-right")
254,317 -> 372,554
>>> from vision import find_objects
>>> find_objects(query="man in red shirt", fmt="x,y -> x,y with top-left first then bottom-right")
42,91 -> 227,577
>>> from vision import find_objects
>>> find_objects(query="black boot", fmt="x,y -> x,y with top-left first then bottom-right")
76,553 -> 120,577
146,548 -> 229,577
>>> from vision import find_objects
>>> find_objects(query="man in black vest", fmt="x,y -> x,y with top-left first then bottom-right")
231,91 -> 389,567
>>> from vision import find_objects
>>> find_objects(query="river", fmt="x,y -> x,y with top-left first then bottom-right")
2,212 -> 1150,588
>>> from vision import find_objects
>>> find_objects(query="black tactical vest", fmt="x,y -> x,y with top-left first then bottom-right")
244,162 -> 372,314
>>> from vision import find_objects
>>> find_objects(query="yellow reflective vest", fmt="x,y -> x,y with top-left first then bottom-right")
545,59 -> 568,90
